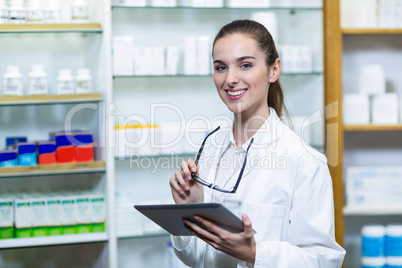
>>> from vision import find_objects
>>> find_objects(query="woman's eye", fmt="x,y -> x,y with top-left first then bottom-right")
215,66 -> 226,71
240,63 -> 251,69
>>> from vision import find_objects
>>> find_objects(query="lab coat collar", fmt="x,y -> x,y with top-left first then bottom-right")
225,107 -> 284,152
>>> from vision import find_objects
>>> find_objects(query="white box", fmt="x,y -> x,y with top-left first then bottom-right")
46,195 -> 62,228
0,195 -> 14,230
179,0 -> 223,7
14,196 -> 32,230
371,93 -> 399,124
150,0 -> 177,7
341,0 -> 378,28
60,194 -> 77,227
113,0 -> 147,6
89,193 -> 106,226
153,46 -> 166,76
343,94 -> 370,125
166,46 -> 179,75
227,0 -> 270,8
181,36 -> 197,75
31,196 -> 47,230
358,64 -> 386,95
134,47 -> 147,75
250,12 -> 277,42
196,36 -> 211,75
113,36 -> 134,76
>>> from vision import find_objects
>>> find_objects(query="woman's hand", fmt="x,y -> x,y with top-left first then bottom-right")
169,159 -> 204,204
183,214 -> 256,264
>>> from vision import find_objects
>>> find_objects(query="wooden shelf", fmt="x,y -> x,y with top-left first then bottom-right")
343,124 -> 402,131
0,23 -> 102,33
344,206 -> 402,216
342,28 -> 402,34
0,161 -> 106,178
0,93 -> 103,106
0,233 -> 108,249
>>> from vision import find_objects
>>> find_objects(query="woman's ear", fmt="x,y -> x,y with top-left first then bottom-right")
268,58 -> 281,83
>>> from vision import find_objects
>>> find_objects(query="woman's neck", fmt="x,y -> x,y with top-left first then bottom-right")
233,107 -> 270,147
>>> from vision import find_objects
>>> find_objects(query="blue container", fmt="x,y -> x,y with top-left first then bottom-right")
0,150 -> 18,167
362,225 -> 386,257
17,143 -> 37,166
386,226 -> 402,257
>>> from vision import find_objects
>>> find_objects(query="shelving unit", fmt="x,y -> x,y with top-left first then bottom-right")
0,233 -> 108,249
0,93 -> 103,106
0,23 -> 102,33
324,0 -> 402,267
112,2 -> 326,267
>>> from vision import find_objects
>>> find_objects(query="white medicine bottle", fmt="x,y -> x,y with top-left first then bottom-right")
71,0 -> 89,23
45,0 -> 61,24
57,69 -> 75,95
3,66 -> 24,96
76,68 -> 93,94
27,0 -> 45,24
9,0 -> 26,24
29,64 -> 48,95
0,0 -> 9,24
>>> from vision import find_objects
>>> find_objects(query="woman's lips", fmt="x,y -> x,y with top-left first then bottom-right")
225,89 -> 247,100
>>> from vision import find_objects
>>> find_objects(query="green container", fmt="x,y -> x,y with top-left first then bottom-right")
91,223 -> 105,233
48,226 -> 62,236
62,225 -> 76,235
32,227 -> 47,237
0,226 -> 14,239
15,228 -> 32,238
77,224 -> 91,233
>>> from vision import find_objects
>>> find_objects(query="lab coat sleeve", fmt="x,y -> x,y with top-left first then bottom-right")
171,235 -> 197,267
251,153 -> 346,268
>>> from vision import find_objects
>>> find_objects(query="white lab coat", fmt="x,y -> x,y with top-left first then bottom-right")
172,108 -> 346,268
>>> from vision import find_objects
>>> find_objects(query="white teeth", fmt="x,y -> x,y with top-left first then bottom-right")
227,90 -> 246,96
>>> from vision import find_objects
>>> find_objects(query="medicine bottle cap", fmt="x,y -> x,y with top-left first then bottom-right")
32,64 -> 44,72
6,66 -> 20,73
386,225 -> 402,237
361,257 -> 386,266
362,225 -> 386,237
58,69 -> 73,77
77,68 -> 91,76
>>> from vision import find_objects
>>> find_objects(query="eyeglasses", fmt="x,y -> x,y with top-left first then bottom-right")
191,126 -> 254,194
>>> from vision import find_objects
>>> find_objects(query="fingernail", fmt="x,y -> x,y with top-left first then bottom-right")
180,190 -> 184,195
184,186 -> 189,191
191,167 -> 196,172
194,216 -> 200,221
186,176 -> 191,181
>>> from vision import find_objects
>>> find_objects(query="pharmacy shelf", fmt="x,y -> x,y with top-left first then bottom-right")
0,233 -> 108,249
343,124 -> 402,131
0,161 -> 106,178
342,28 -> 402,35
344,206 -> 402,216
114,152 -> 196,160
113,72 -> 323,79
111,5 -> 322,11
0,93 -> 103,106
117,231 -> 169,240
0,23 -> 102,34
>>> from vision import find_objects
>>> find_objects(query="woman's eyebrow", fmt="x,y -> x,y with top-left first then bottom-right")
213,56 -> 256,65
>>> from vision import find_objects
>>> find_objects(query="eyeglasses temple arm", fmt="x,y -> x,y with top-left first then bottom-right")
194,126 -> 220,166
231,138 -> 254,192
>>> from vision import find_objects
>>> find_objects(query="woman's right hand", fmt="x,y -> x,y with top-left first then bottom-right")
169,159 -> 204,204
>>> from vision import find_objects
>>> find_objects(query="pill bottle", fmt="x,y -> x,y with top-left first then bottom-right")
0,0 -> 9,24
27,0 -> 45,24
76,68 -> 93,94
362,225 -> 386,257
71,0 -> 89,23
57,69 -> 75,95
386,225 -> 402,257
28,64 -> 48,95
3,66 -> 24,96
45,0 -> 61,24
9,0 -> 26,24
361,257 -> 386,268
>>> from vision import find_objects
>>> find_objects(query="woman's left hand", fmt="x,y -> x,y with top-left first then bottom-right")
183,214 -> 256,264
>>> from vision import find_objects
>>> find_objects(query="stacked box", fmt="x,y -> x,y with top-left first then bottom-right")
73,132 -> 94,163
31,194 -> 48,237
76,194 -> 92,233
0,150 -> 18,167
0,195 -> 14,239
14,195 -> 32,238
37,141 -> 57,165
60,194 -> 77,234
50,133 -> 75,163
346,167 -> 402,207
46,194 -> 62,236
17,143 -> 37,166
89,193 -> 106,232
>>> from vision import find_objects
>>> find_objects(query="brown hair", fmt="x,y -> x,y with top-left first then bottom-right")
212,19 -> 289,120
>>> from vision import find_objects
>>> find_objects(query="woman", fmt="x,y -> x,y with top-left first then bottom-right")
169,19 -> 345,268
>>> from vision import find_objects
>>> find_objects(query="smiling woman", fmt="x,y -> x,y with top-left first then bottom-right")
169,19 -> 345,268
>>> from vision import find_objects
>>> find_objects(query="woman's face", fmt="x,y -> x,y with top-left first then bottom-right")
213,33 -> 279,117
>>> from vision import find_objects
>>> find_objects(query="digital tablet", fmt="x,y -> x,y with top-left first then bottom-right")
134,203 -> 250,236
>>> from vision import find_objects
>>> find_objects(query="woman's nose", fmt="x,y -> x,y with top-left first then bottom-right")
226,68 -> 239,87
